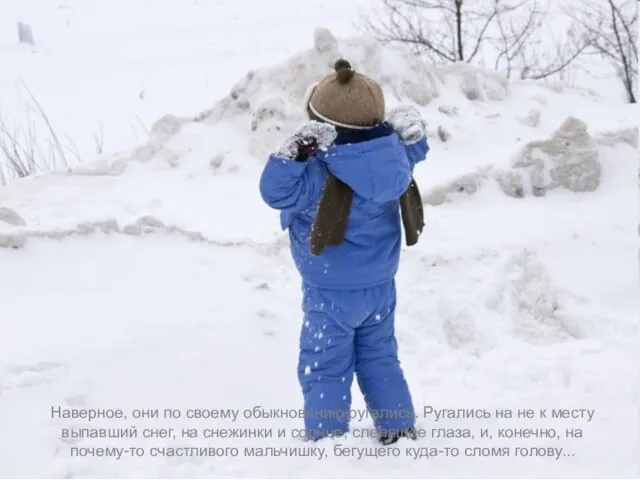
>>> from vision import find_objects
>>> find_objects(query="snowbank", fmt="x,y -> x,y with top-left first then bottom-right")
192,28 -> 516,160
53,27 -> 634,193
423,118 -> 637,205
64,26 -> 519,172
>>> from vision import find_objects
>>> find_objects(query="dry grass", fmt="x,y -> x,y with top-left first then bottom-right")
0,83 -> 74,185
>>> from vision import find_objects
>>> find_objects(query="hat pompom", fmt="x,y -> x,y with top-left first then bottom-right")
334,59 -> 354,84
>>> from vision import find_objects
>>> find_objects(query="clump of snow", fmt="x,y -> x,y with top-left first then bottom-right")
437,125 -> 452,143
0,233 -> 27,249
421,119 -> 636,205
506,116 -> 601,195
313,27 -> 339,54
209,152 -> 226,172
595,127 -> 638,148
517,108 -> 542,127
422,168 -> 493,206
149,114 -> 185,140
67,155 -> 130,176
484,249 -> 577,345
440,63 -> 509,102
437,104 -> 459,116
438,298 -> 489,352
0,207 -> 26,227
121,215 -> 166,235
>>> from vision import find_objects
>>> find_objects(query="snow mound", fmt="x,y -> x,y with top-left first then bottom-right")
483,248 -> 638,346
153,27 -> 519,160
484,249 -> 579,344
57,27 -> 629,183
422,120 -> 637,205
503,117 -> 602,196
219,33 -> 520,159
414,245 -> 635,356
68,114 -> 190,176
189,28 -> 432,159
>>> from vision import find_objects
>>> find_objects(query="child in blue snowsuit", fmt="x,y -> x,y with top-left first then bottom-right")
259,60 -> 429,445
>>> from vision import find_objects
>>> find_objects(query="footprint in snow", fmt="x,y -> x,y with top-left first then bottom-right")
0,361 -> 67,395
257,309 -> 278,337
53,393 -> 95,446
241,276 -> 271,290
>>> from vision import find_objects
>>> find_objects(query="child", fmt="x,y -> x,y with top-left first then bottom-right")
259,59 -> 429,445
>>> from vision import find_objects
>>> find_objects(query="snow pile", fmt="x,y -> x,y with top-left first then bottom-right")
49,27 -> 635,193
484,249 -> 581,344
502,117 -> 604,196
435,248 -> 589,353
201,28 -> 513,159
423,117 -> 637,205
101,27 -> 514,164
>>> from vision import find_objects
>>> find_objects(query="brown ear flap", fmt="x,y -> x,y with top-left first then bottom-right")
310,175 -> 354,256
400,176 -> 425,247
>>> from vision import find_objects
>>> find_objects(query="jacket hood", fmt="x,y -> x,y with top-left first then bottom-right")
320,128 -> 411,203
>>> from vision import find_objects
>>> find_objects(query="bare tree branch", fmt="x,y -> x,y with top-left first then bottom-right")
466,0 -> 499,62
362,0 -> 589,81
606,0 -> 636,101
362,0 -> 459,62
565,0 -> 638,102
490,0 -> 545,77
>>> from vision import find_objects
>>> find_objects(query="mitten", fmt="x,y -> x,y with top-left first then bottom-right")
275,121 -> 337,161
387,105 -> 426,145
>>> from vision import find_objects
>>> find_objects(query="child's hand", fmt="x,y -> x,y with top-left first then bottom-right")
387,105 -> 426,145
275,121 -> 337,161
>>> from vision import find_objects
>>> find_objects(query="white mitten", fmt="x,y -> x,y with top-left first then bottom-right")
275,121 -> 338,160
387,105 -> 426,145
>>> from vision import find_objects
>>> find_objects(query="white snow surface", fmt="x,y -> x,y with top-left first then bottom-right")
1,1 -> 639,478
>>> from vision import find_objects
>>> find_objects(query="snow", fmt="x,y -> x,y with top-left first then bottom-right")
1,0 -> 639,478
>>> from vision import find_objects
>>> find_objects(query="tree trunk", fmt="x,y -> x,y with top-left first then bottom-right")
455,0 -> 464,61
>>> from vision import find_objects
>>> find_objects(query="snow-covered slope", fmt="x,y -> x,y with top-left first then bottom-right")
0,26 -> 638,479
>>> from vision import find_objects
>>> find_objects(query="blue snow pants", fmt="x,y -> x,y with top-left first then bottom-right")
297,279 -> 415,441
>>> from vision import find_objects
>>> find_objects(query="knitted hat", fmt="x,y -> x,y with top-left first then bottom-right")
305,59 -> 385,130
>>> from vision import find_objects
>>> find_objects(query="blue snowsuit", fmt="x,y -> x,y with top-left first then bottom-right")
259,122 -> 429,440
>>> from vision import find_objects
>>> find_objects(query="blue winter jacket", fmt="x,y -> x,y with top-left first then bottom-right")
259,122 -> 429,290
